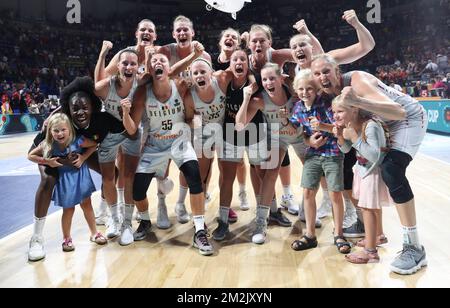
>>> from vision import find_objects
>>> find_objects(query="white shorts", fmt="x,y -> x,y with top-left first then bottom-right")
388,106 -> 428,158
137,137 -> 198,177
220,140 -> 269,166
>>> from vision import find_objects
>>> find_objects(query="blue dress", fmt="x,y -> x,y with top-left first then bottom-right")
51,135 -> 96,208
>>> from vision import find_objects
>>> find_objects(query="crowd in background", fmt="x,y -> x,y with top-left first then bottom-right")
0,0 -> 449,114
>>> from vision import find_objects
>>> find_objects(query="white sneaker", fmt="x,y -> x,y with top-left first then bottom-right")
317,195 -> 332,219
343,199 -> 357,228
106,218 -> 121,239
119,224 -> 134,246
175,203 -> 190,224
252,219 -> 267,245
239,191 -> 250,211
280,194 -> 299,215
157,200 -> 172,229
28,236 -> 45,262
157,178 -> 174,195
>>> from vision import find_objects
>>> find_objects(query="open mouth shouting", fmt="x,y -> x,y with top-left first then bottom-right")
266,86 -> 276,94
196,79 -> 206,87
321,81 -> 332,89
296,52 -> 307,62
178,37 -> 189,45
224,39 -> 234,49
141,34 -> 152,45
234,64 -> 244,75
154,65 -> 164,77
123,71 -> 134,78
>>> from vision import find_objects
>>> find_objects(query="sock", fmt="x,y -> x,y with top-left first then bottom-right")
219,206 -> 230,224
117,188 -> 125,204
193,215 -> 205,232
98,198 -> 108,216
283,185 -> 292,196
33,216 -> 46,238
322,188 -> 330,202
158,193 -> 166,207
270,197 -> 278,213
402,225 -> 421,249
177,186 -> 189,205
139,210 -> 151,221
256,205 -> 270,224
255,195 -> 261,206
239,184 -> 246,194
123,204 -> 135,225
110,204 -> 120,222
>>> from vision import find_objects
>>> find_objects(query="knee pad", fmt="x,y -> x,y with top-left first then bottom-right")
180,160 -> 203,195
281,151 -> 290,167
133,173 -> 155,201
381,156 -> 414,204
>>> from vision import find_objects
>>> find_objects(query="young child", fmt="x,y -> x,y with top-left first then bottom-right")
28,113 -> 107,252
332,96 -> 391,263
289,69 -> 350,254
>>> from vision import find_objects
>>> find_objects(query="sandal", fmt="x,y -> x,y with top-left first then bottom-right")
345,249 -> 380,264
90,232 -> 107,245
356,235 -> 388,248
62,238 -> 75,252
334,235 -> 352,254
291,235 -> 318,251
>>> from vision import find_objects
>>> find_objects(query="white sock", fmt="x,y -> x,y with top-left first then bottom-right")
402,225 -> 421,249
283,185 -> 292,196
110,204 -> 120,222
356,207 -> 363,222
139,210 -> 151,221
219,206 -> 230,224
270,197 -> 278,213
98,198 -> 108,214
322,189 -> 330,201
117,188 -> 125,204
177,186 -> 189,205
193,215 -> 205,232
123,204 -> 135,225
239,184 -> 246,194
158,193 -> 166,207
256,205 -> 270,222
33,216 -> 46,238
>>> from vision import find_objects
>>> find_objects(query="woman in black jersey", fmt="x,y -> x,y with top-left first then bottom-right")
27,77 -> 123,262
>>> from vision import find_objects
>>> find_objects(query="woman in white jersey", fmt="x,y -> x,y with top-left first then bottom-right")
123,53 -> 214,256
311,54 -> 428,275
236,63 -> 304,245
94,49 -> 141,247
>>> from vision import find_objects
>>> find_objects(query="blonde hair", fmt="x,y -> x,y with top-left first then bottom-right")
332,96 -> 390,144
261,62 -> 281,76
249,24 -> 272,42
42,113 -> 75,159
290,34 -> 312,46
173,15 -> 193,30
219,28 -> 241,47
293,69 -> 316,91
311,53 -> 339,70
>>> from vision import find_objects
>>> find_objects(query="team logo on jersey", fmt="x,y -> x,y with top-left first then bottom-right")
174,99 -> 181,107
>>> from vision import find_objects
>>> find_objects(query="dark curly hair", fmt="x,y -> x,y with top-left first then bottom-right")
60,76 -> 102,115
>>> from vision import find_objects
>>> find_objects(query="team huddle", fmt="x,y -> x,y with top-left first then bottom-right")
26,11 -> 428,276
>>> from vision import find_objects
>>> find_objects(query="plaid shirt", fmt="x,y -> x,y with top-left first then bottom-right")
290,96 -> 342,157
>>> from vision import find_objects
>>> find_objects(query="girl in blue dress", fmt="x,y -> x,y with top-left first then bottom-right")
28,113 -> 107,252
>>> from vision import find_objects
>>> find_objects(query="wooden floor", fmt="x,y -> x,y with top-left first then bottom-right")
1,133 -> 450,288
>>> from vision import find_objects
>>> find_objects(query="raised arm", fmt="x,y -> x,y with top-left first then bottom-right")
235,84 -> 263,131
340,72 -> 406,121
122,85 -> 146,136
328,10 -> 375,65
169,41 -> 205,78
95,41 -> 113,83
293,19 -> 324,55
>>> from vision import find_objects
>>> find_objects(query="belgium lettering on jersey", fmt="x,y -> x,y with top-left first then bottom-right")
147,106 -> 183,118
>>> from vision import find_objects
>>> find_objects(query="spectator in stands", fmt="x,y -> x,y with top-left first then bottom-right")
413,81 -> 422,97
28,100 -> 40,114
421,59 -> 438,75
1,98 -> 13,114
436,53 -> 448,74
